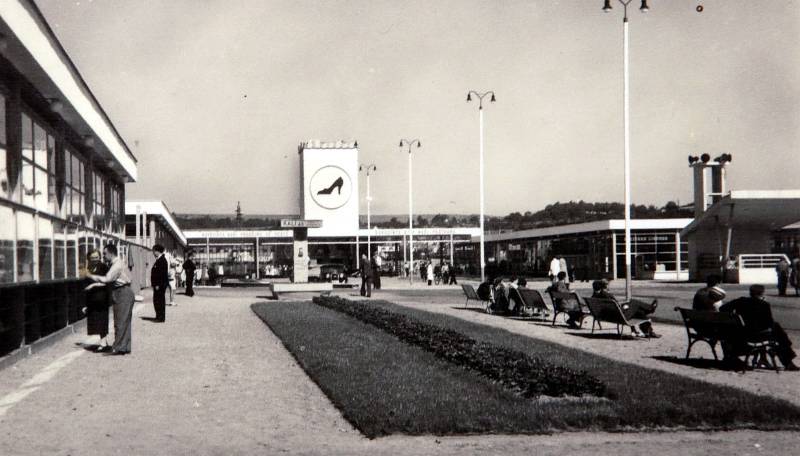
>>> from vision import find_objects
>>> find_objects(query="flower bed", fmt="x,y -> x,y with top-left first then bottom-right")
313,295 -> 606,398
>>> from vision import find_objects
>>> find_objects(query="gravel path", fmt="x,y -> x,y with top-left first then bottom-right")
0,287 -> 797,455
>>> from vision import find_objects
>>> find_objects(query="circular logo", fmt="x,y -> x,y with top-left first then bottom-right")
309,166 -> 352,210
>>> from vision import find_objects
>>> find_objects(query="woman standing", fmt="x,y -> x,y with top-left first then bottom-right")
83,250 -> 111,351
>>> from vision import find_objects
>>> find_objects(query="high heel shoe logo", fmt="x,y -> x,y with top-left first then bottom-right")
316,176 -> 344,195
309,166 -> 352,210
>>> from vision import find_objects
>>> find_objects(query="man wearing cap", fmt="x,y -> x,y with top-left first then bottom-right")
88,244 -> 134,355
151,244 -> 169,322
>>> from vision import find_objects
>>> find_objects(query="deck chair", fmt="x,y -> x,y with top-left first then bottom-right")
584,297 -> 648,337
547,291 -> 592,328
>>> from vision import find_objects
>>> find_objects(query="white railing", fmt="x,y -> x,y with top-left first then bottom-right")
737,253 -> 789,284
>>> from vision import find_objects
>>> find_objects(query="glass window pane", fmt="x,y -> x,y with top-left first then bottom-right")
0,205 -> 13,283
16,211 -> 35,282
54,220 -> 66,279
35,167 -> 48,211
0,94 -> 7,198
22,161 -> 34,207
34,123 -> 47,168
71,190 -> 81,218
72,155 -> 80,191
79,233 -> 91,271
21,114 -> 32,161
66,225 -> 77,278
64,150 -> 71,185
38,217 -> 53,281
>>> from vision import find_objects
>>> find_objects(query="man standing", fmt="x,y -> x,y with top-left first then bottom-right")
548,256 -> 560,282
372,252 -> 382,290
183,252 -> 196,297
151,244 -> 169,322
776,257 -> 790,296
721,284 -> 798,371
88,244 -> 134,355
360,253 -> 372,298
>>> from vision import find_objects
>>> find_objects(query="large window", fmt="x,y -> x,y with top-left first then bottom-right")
64,148 -> 85,218
53,220 -> 66,279
16,211 -> 35,282
93,171 -> 107,229
0,205 -> 13,283
20,114 -> 53,212
38,216 -> 53,281
0,92 -> 7,199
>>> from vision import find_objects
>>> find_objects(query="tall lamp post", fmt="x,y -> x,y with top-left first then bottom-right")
602,0 -> 649,301
466,90 -> 496,284
359,164 -> 377,259
400,139 -> 421,284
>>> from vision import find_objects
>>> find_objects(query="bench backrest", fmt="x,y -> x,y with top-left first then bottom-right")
461,284 -> 481,300
675,307 -> 743,340
517,288 -> 549,311
548,290 -> 582,312
584,297 -> 627,325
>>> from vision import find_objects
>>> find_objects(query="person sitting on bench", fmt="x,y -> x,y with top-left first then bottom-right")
548,272 -> 582,328
591,279 -> 660,338
489,277 -> 512,314
720,284 -> 798,371
693,275 -> 727,311
507,277 -> 528,316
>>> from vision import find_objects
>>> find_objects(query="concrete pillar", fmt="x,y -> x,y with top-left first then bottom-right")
611,231 -> 618,279
149,220 -> 156,248
255,236 -> 260,279
135,205 -> 141,245
675,232 -> 681,280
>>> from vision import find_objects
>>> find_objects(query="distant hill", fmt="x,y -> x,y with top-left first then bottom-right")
174,201 -> 691,231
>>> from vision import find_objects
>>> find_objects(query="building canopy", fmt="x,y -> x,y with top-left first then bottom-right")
681,190 -> 800,236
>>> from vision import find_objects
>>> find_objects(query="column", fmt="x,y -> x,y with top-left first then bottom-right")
255,236 -> 260,279
675,231 -> 681,280
611,231 -> 618,279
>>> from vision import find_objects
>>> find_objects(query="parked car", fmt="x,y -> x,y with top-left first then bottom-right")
308,263 -> 348,283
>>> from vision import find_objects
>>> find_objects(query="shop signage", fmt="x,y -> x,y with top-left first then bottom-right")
280,219 -> 323,229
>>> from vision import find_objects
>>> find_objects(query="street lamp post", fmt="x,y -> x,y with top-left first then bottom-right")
359,164 -> 377,259
603,0 -> 649,301
400,139 -> 421,284
467,90 -> 496,284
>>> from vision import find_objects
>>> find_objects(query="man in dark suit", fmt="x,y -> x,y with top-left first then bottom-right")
359,253 -> 372,298
720,284 -> 798,371
151,244 -> 169,322
183,252 -> 196,297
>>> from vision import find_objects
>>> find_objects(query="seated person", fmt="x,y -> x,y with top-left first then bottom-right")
693,275 -> 726,311
507,277 -> 528,315
720,284 -> 798,371
591,279 -> 660,338
477,278 -> 494,302
490,277 -> 511,314
548,272 -> 582,328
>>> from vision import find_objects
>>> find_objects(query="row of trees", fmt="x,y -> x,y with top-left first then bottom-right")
174,201 -> 691,230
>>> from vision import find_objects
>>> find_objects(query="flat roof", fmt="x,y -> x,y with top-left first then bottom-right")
484,219 -> 693,243
681,190 -> 800,236
125,201 -> 187,247
183,227 -> 481,240
0,0 -> 137,182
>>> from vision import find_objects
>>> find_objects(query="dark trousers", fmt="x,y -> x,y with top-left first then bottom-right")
778,273 -> 789,296
772,322 -> 797,366
360,277 -> 372,297
185,274 -> 195,297
111,286 -> 134,353
373,272 -> 381,290
153,286 -> 167,321
449,274 -> 457,285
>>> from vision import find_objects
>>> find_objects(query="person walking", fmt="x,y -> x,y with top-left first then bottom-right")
359,253 -> 373,297
165,251 -> 177,306
183,252 -> 196,297
790,255 -> 800,297
776,257 -> 790,296
87,244 -> 134,355
426,262 -> 434,286
151,244 -> 169,322
372,252 -> 382,290
82,250 -> 111,351
559,256 -> 570,284
548,256 -> 560,282
448,262 -> 458,285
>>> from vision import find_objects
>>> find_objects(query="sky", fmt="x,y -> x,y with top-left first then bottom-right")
35,0 -> 800,216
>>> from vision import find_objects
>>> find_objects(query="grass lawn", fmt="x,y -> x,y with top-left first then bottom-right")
252,299 -> 800,438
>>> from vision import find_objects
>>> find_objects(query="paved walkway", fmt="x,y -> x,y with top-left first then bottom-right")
0,288 -> 797,455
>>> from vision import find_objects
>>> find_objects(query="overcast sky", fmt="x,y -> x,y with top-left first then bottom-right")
36,0 -> 800,216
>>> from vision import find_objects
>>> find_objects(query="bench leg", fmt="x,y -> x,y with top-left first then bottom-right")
591,319 -> 596,334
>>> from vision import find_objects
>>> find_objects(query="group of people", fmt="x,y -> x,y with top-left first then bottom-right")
81,244 -> 198,356
775,256 -> 800,297
359,251 -> 382,297
693,275 -> 798,371
419,261 -> 458,286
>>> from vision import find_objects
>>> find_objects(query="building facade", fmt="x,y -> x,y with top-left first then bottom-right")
0,1 -> 144,358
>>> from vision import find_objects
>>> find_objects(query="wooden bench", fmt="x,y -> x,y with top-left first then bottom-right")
584,297 -> 647,337
547,291 -> 592,328
674,307 -> 780,372
461,284 -> 490,310
508,288 -> 550,320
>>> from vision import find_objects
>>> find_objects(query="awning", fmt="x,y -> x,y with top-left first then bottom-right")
681,190 -> 800,237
